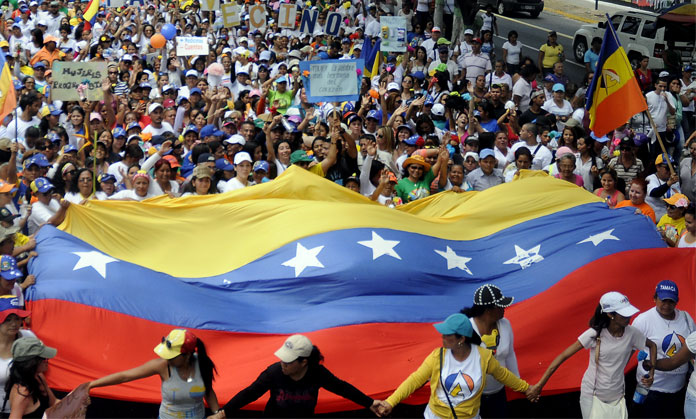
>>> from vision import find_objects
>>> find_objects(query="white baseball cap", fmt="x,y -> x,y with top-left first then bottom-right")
464,29 -> 474,35
431,103 -> 445,117
387,82 -> 400,92
600,292 -> 639,317
148,103 -> 163,114
224,134 -> 246,146
233,151 -> 252,165
274,335 -> 313,363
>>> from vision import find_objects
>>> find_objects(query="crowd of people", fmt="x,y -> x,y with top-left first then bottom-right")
0,0 -> 694,416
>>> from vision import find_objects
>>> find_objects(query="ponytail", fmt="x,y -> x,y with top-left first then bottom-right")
194,339 -> 217,396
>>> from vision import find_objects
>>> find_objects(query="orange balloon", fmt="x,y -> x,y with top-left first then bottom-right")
150,34 -> 166,49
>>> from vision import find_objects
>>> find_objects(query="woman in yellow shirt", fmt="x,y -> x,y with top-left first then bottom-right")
377,314 -> 537,418
538,31 -> 564,76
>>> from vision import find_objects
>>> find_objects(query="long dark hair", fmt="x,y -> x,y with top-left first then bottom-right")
589,304 -> 611,335
69,168 -> 97,194
4,357 -> 44,406
194,339 -> 217,397
460,304 -> 490,318
297,346 -> 324,369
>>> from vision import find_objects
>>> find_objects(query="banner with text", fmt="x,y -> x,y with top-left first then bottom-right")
51,62 -> 106,102
299,59 -> 363,103
379,16 -> 407,52
176,37 -> 209,56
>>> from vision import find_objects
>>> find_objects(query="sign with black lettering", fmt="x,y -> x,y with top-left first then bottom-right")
51,62 -> 106,101
299,59 -> 364,102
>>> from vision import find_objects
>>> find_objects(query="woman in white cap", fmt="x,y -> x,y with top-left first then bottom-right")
4,336 -> 58,417
88,329 -> 220,418
460,285 -> 519,418
532,292 -> 657,418
378,313 -> 535,418
0,295 -> 36,416
631,280 -> 695,418
221,152 -> 253,192
215,334 -> 380,418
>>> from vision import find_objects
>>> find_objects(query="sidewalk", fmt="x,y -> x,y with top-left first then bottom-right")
544,0 -> 641,24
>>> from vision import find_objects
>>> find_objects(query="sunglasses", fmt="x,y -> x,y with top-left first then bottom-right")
161,336 -> 173,349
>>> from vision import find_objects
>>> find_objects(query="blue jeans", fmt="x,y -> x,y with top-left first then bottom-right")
686,391 -> 696,419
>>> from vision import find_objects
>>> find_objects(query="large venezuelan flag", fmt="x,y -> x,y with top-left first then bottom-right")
585,17 -> 647,137
0,51 -> 16,123
27,169 -> 694,410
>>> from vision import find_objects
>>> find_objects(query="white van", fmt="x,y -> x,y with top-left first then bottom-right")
572,10 -> 695,69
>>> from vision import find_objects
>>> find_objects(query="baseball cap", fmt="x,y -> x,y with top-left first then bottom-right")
33,62 -> 46,69
190,87 -> 202,96
0,255 -> 22,281
224,134 -> 246,146
30,178 -> 53,194
464,151 -> 479,162
0,295 -> 30,323
685,65 -> 694,73
432,26 -> 441,33
290,150 -> 313,164
233,151 -> 252,165
147,102 -> 164,113
433,313 -> 473,337
121,54 -> 133,62
599,291 -> 639,317
154,329 -> 197,360
0,208 -> 19,223
215,158 -> 235,171
655,153 -> 673,166
366,110 -> 380,121
0,180 -> 14,194
112,127 -> 127,138
199,125 -> 216,138
387,82 -> 400,92
655,280 -> 678,302
431,103 -> 445,117
253,160 -> 269,172
552,83 -> 565,92
63,145 -> 78,154
12,337 -> 56,362
274,334 -> 313,363
663,193 -> 689,208
197,153 -> 215,164
464,29 -> 474,35
98,173 -> 117,183
193,165 -> 214,179
403,134 -> 422,146
473,284 -> 514,307
479,149 -> 495,160
472,37 -> 482,44
276,75 -> 288,84
543,74 -> 555,83
127,121 -> 142,131
185,69 -> 199,78
659,71 -> 670,78
183,125 -> 198,136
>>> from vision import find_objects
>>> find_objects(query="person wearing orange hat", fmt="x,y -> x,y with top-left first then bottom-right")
29,35 -> 66,67
395,145 -> 448,203
88,329 -> 221,418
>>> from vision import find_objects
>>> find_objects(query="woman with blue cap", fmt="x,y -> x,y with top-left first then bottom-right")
378,313 -> 535,418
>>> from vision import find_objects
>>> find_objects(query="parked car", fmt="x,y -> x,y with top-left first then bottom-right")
478,0 -> 544,18
573,10 -> 695,69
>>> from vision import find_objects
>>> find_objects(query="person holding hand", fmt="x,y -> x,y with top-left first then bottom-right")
531,292 -> 657,418
378,313 -> 537,419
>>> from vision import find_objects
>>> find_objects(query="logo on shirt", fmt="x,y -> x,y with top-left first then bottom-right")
444,372 -> 475,399
662,332 -> 686,357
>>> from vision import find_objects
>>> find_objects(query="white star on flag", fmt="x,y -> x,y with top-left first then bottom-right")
503,245 -> 544,269
434,246 -> 473,275
282,243 -> 325,277
577,229 -> 620,246
358,231 -> 401,260
72,251 -> 118,279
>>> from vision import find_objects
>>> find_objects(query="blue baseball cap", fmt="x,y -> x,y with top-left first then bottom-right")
30,177 -> 54,194
33,62 -> 46,69
183,125 -> 199,136
112,127 -> 127,138
403,134 -> 422,146
33,154 -> 50,167
215,158 -> 234,171
656,280 -> 678,302
0,255 -> 22,281
366,110 -> 380,121
276,75 -> 288,84
479,149 -> 495,160
253,160 -> 269,172
199,124 -> 216,138
0,295 -> 30,322
63,144 -> 78,154
213,129 -> 225,137
47,105 -> 61,116
47,132 -> 60,143
126,121 -> 141,131
424,95 -> 435,106
98,173 -> 116,183
190,87 -> 202,95
433,313 -> 473,337
412,71 -> 425,81
552,83 -> 565,92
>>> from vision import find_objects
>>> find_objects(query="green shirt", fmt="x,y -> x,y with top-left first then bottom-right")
395,170 -> 436,203
267,89 -> 294,115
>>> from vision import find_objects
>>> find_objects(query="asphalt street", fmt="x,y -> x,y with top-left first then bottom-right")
492,10 -> 593,86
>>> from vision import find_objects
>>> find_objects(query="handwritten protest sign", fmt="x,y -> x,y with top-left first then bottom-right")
278,3 -> 296,29
299,59 -> 364,103
44,382 -> 90,418
200,0 -> 219,11
221,3 -> 241,27
51,62 -> 106,102
379,16 -> 407,52
176,37 -> 209,56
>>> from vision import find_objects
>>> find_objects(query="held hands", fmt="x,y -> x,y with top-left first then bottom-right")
375,400 -> 393,417
206,411 -> 225,419
525,384 -> 541,402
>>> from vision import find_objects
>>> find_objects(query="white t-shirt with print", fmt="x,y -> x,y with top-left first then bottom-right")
424,347 -> 482,419
633,308 -> 695,393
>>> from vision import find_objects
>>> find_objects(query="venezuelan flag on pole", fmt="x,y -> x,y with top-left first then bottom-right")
362,35 -> 381,79
0,51 -> 16,123
26,169 -> 695,409
585,16 -> 647,137
82,0 -> 100,28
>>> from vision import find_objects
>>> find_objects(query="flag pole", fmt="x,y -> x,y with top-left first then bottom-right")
602,14 -> 674,174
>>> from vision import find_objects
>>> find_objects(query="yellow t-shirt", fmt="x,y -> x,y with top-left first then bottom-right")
658,215 -> 686,243
14,233 -> 29,247
540,43 -> 564,68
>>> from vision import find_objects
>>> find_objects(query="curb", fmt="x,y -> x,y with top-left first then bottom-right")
544,7 -> 601,24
